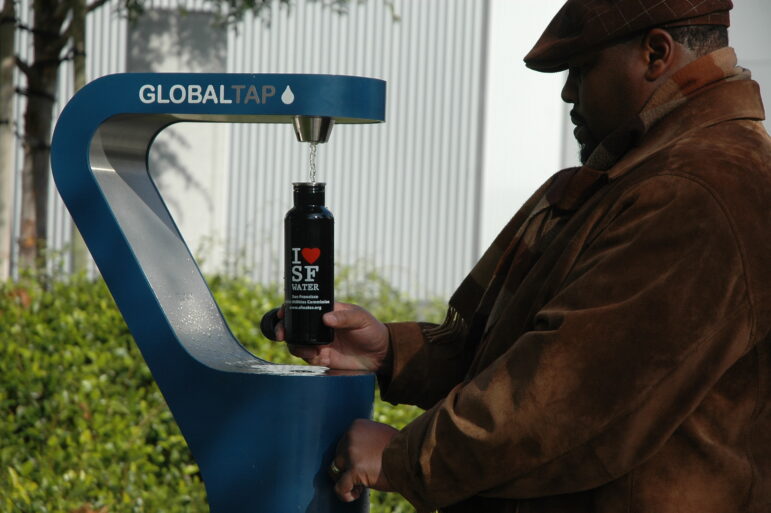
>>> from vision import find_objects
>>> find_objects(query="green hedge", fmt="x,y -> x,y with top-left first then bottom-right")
1,271 -> 443,513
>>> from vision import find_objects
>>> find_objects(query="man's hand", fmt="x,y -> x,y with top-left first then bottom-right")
275,302 -> 391,373
331,419 -> 399,502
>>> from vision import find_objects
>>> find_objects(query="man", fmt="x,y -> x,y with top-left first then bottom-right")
276,1 -> 771,511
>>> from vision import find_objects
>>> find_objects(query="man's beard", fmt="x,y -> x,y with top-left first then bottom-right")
574,124 -> 599,165
578,141 -> 596,165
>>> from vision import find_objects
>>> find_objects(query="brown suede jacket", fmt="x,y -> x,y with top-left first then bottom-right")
379,78 -> 771,512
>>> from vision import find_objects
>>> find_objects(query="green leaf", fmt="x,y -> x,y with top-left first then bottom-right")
8,467 -> 31,505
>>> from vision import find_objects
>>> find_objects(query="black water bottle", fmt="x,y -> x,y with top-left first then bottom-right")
284,182 -> 334,345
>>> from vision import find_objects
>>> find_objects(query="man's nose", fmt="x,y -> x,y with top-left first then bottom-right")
561,69 -> 578,104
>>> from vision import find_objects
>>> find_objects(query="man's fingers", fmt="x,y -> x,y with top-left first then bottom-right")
275,307 -> 285,340
350,484 -> 364,501
334,470 -> 362,503
274,320 -> 285,341
323,305 -> 370,329
286,344 -> 321,362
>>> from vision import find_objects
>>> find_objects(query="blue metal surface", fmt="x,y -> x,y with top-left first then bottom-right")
50,73 -> 385,513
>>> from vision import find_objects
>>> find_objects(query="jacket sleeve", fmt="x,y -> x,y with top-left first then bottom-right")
379,320 -> 476,410
378,175 -> 562,411
381,175 -> 754,512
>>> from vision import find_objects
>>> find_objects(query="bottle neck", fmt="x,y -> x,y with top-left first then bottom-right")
293,182 -> 326,206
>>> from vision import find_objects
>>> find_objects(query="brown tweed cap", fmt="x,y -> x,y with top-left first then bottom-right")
525,0 -> 733,72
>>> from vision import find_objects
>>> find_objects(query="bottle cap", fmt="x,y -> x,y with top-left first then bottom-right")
293,182 -> 326,205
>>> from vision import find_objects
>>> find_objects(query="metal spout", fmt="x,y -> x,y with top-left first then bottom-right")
292,116 -> 335,144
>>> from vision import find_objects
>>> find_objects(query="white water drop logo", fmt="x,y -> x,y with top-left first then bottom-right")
281,85 -> 295,105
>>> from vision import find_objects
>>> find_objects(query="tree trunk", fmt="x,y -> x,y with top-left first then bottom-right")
69,0 -> 89,273
0,0 -> 17,280
17,0 -> 68,272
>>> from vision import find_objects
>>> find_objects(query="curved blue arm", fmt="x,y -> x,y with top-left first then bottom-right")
51,73 -> 385,513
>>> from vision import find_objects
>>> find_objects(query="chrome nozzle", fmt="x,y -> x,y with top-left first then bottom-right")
292,116 -> 335,144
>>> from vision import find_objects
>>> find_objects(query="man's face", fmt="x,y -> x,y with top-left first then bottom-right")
562,38 -> 650,164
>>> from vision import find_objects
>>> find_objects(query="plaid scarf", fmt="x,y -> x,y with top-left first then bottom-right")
425,47 -> 750,347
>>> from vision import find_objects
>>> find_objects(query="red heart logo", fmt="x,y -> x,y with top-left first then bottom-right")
301,248 -> 321,264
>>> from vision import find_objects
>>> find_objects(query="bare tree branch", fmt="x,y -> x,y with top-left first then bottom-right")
0,13 -> 17,28
53,1 -> 72,24
86,0 -> 111,14
61,18 -> 74,39
15,55 -> 31,77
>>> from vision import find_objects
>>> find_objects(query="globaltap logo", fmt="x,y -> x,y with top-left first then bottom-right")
138,83 -> 296,105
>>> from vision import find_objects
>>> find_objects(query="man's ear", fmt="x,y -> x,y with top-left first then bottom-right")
642,28 -> 677,81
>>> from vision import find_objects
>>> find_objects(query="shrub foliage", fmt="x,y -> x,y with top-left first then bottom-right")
1,271 -> 443,512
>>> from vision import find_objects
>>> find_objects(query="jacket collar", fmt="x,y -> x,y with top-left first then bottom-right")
607,78 -> 766,181
554,77 -> 766,212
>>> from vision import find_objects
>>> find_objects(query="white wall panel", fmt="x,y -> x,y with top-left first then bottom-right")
731,0 -> 771,132
480,0 -> 568,256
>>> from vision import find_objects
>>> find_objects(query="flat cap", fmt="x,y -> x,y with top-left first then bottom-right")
525,0 -> 732,72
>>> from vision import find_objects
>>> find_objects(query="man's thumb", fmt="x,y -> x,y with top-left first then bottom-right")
323,307 -> 369,329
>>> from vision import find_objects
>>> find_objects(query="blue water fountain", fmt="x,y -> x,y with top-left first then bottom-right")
50,73 -> 385,513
